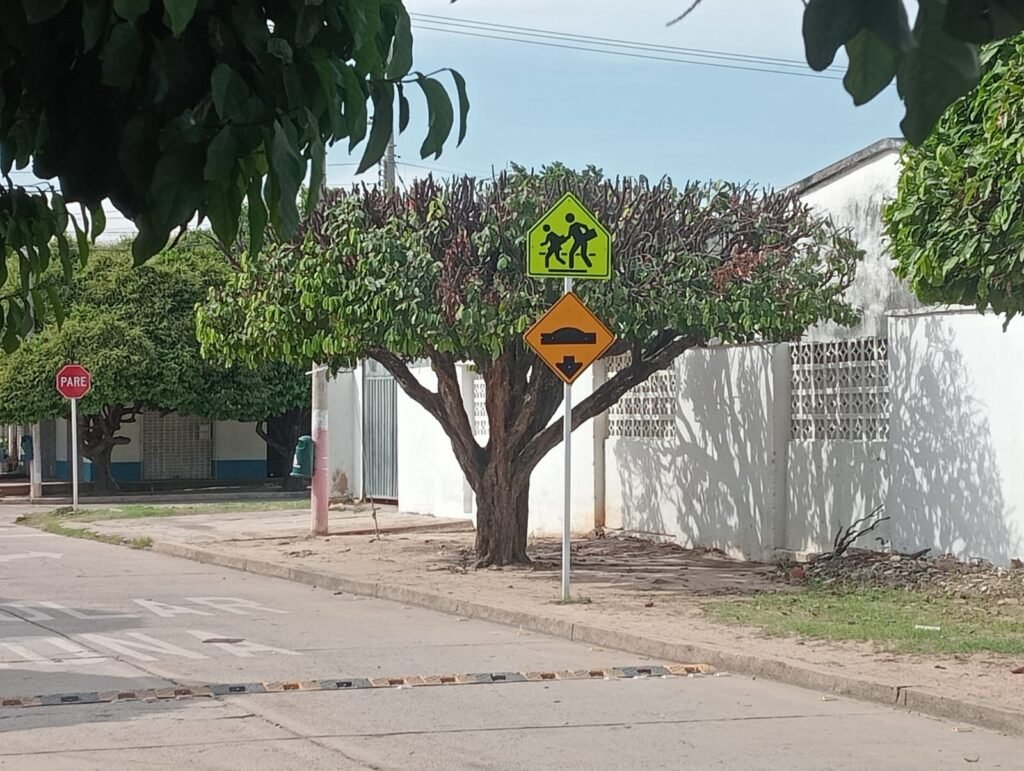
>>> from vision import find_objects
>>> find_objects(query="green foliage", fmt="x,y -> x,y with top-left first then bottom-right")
198,167 -> 862,369
799,0 -> 1024,143
883,37 -> 1024,320
0,1 -> 467,345
0,239 -> 307,425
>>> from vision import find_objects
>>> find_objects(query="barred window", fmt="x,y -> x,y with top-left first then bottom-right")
606,354 -> 676,439
790,338 -> 890,441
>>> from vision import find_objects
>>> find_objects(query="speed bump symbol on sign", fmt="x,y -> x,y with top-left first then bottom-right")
524,293 -> 616,384
527,193 -> 611,280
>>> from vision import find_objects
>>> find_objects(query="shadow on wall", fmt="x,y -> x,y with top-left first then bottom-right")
612,346 -> 777,560
888,316 -> 1018,564
785,441 -> 888,555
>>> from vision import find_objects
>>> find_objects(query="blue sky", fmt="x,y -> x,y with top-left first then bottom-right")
327,0 -> 908,191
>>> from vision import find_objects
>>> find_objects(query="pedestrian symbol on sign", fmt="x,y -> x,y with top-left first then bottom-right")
527,193 -> 611,280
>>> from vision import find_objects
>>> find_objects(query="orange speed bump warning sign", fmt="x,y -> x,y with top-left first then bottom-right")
524,292 -> 616,384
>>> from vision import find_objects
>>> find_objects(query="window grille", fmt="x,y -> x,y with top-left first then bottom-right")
790,338 -> 890,441
473,375 -> 489,439
606,354 -> 676,439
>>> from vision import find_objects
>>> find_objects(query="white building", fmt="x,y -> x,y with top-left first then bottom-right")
328,139 -> 1024,566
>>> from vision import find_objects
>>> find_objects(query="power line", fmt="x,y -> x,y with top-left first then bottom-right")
411,15 -> 841,81
411,13 -> 817,70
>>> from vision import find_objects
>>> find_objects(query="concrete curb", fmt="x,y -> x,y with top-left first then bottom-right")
151,540 -> 1024,737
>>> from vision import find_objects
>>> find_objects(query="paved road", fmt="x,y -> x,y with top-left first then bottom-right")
1,505 -> 1021,769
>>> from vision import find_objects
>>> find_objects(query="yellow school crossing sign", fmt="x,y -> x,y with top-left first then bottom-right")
527,193 -> 611,280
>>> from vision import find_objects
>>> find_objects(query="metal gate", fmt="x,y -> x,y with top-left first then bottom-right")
141,412 -> 212,480
362,360 -> 398,500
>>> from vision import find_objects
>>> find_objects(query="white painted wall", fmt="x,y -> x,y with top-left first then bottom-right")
606,345 -> 787,560
396,363 -> 467,520
799,148 -> 920,341
111,418 -> 141,462
784,441 -> 888,555
326,368 -> 360,499
887,312 -> 1024,565
213,421 -> 263,460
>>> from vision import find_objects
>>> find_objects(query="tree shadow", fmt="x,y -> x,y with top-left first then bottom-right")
610,346 -> 779,560
886,316 -> 1017,563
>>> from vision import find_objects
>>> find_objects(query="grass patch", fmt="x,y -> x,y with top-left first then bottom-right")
706,586 -> 1024,655
74,500 -> 309,520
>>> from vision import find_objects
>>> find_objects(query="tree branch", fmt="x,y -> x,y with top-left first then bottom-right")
519,335 -> 699,471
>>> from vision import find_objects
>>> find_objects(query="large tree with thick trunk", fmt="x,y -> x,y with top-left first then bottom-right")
198,166 -> 863,566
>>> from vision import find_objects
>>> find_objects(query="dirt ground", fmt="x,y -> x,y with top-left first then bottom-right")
220,530 -> 1024,715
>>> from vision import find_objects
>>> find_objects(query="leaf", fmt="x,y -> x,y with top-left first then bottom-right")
21,0 -> 68,24
269,121 -> 304,238
211,64 -> 250,121
417,76 -> 454,160
860,0 -> 913,52
450,69 -> 470,145
247,177 -> 267,256
132,215 -> 169,264
91,204 -> 106,241
206,182 -> 242,246
897,3 -> 982,144
357,82 -> 394,174
113,0 -> 149,23
803,0 -> 861,71
45,284 -> 65,325
204,126 -> 238,181
307,136 -> 326,211
844,29 -> 899,105
101,21 -> 143,88
397,83 -> 410,133
386,9 -> 413,79
267,37 -> 294,64
82,0 -> 109,51
148,146 -> 203,236
163,0 -> 198,36
295,3 -> 325,46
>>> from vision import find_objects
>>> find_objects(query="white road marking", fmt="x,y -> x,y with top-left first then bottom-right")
0,604 -> 55,621
77,632 -> 208,662
186,630 -> 300,657
37,602 -> 139,620
131,599 -> 214,618
186,597 -> 289,615
0,551 -> 62,562
0,533 -> 60,538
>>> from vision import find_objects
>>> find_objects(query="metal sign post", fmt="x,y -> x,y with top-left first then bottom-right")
56,364 -> 91,511
70,397 -> 80,510
523,192 -> 615,601
561,276 -> 573,601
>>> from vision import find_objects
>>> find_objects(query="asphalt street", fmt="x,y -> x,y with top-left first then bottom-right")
1,503 -> 1022,770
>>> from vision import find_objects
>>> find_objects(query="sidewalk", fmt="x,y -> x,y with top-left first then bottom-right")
63,506 -> 1024,736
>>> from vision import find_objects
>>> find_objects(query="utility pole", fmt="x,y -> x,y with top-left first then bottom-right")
382,134 -> 396,195
310,363 -> 330,536
25,278 -> 42,500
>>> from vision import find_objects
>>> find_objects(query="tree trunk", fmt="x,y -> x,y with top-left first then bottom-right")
84,445 -> 115,494
258,407 -> 311,490
473,452 -> 531,567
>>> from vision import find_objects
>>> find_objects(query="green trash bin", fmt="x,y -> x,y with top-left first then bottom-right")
291,435 -> 314,479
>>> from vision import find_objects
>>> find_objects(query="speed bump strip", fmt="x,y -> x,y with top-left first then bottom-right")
0,662 -> 712,710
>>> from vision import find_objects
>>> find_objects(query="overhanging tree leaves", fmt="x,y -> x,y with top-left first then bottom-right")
0,241 -> 308,491
198,166 -> 863,566
883,36 -> 1024,321
0,1 -> 468,346
676,0 -> 1024,144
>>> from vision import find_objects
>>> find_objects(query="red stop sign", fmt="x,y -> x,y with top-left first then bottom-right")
56,364 -> 92,399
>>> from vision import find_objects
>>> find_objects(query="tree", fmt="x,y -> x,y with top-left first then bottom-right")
198,167 -> 863,565
679,0 -> 1024,144
0,242 -> 308,490
882,36 -> 1024,321
0,1 -> 468,346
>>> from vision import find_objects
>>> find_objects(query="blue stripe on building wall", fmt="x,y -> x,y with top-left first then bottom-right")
215,459 -> 268,480
54,461 -> 141,482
